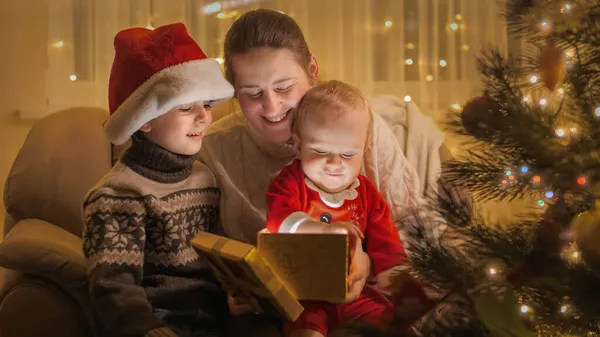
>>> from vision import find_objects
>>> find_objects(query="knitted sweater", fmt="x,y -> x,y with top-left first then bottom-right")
82,135 -> 227,337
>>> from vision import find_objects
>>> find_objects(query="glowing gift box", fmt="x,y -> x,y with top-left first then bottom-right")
191,230 -> 348,321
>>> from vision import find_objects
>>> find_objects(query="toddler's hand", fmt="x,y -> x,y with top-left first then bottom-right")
326,221 -> 364,243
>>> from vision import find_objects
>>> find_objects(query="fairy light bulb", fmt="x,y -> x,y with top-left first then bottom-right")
404,95 -> 412,102
595,107 -> 600,117
405,58 -> 414,65
505,170 -> 512,176
520,305 -> 529,313
573,251 -> 579,258
540,98 -> 547,105
545,191 -> 554,198
489,268 -> 497,275
439,60 -> 447,67
530,75 -> 538,83
521,166 -> 528,173
538,200 -> 545,207
54,41 -> 64,47
577,176 -> 587,185
555,128 -> 565,137
450,23 -> 458,30
69,74 -> 77,81
561,305 -> 568,313
532,176 -> 541,183
385,21 -> 393,27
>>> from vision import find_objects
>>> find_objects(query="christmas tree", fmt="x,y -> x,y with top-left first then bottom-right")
329,1 -> 599,336
405,0 -> 600,336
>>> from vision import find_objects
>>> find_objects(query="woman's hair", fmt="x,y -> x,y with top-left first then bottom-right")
224,9 -> 313,86
293,80 -> 373,141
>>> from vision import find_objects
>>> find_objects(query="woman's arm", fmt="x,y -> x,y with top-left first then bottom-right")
363,111 -> 447,248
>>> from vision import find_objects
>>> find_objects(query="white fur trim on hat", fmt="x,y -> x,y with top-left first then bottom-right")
104,58 -> 234,145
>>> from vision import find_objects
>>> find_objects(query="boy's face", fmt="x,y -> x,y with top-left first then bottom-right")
295,108 -> 369,193
139,101 -> 212,155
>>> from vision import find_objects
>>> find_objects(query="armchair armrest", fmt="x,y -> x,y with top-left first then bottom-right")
0,219 -> 86,285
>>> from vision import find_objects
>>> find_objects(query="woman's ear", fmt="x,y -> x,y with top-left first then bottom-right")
139,123 -> 152,133
308,55 -> 320,85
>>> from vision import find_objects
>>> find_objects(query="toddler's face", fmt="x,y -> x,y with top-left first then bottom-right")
140,101 -> 213,155
296,108 -> 369,193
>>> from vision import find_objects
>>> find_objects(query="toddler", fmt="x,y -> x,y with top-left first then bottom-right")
266,80 -> 417,337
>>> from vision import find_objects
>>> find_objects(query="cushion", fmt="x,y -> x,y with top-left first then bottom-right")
3,107 -> 112,237
0,219 -> 86,284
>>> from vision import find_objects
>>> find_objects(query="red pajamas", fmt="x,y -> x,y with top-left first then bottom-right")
283,285 -> 393,336
266,160 -> 408,336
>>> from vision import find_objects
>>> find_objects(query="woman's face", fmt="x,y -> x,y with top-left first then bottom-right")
231,47 -> 318,143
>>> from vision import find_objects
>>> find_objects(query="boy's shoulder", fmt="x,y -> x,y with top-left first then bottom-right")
83,161 -> 147,204
190,160 -> 218,186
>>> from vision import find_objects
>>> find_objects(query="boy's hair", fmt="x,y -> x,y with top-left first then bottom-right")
293,80 -> 373,141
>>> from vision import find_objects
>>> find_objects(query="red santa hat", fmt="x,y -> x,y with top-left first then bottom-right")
104,22 -> 234,145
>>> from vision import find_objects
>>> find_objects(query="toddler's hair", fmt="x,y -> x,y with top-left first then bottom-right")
293,80 -> 372,139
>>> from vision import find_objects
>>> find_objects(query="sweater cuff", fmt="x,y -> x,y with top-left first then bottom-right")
279,211 -> 310,233
145,327 -> 178,337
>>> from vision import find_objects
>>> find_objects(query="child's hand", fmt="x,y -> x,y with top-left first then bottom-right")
327,221 -> 364,243
227,292 -> 254,316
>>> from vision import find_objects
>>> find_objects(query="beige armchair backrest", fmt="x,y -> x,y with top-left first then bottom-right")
3,107 -> 112,237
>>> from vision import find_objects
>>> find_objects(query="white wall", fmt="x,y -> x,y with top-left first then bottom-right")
0,0 -> 48,234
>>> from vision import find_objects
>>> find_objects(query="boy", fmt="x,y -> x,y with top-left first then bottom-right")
265,81 -> 428,337
82,23 -> 234,337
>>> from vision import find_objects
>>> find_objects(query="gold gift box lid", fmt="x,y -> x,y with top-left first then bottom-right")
191,231 -> 304,321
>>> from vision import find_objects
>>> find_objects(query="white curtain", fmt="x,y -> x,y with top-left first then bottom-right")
46,0 -> 508,122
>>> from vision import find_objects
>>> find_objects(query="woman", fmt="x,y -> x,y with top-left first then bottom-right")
199,8 -> 448,336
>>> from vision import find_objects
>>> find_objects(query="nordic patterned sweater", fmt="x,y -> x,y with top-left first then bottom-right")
82,134 -> 227,337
